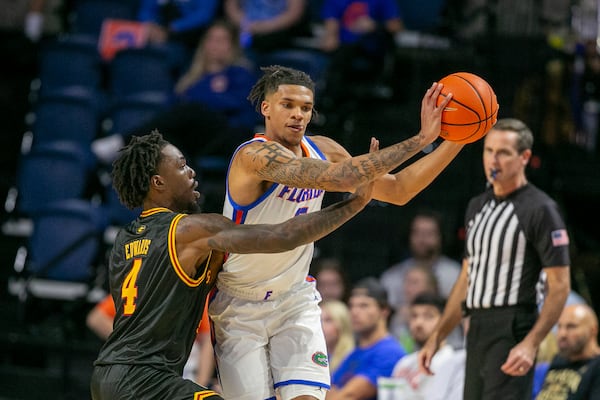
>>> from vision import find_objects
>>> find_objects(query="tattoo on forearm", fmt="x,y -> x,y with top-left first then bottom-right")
251,135 -> 423,189
354,135 -> 422,177
207,198 -> 362,254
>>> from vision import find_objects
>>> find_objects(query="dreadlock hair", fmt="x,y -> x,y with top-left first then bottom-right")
247,65 -> 315,113
111,130 -> 169,209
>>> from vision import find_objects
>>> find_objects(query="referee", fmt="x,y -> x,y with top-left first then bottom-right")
418,118 -> 571,399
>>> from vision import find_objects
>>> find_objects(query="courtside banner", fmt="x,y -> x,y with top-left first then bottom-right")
99,19 -> 148,61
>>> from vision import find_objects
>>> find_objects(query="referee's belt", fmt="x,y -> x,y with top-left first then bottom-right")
461,302 -> 537,317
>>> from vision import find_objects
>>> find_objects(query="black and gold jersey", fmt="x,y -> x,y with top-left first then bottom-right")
95,208 -> 218,375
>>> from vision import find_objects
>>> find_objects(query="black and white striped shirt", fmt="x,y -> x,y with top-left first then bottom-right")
464,184 -> 570,310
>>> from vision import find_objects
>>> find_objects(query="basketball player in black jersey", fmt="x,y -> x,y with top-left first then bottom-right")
90,131 -> 376,400
419,118 -> 571,399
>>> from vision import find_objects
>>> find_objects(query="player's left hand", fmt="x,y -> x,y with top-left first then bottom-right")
500,340 -> 536,376
419,82 -> 452,146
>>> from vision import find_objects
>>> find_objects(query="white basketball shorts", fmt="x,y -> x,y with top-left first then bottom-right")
209,280 -> 330,400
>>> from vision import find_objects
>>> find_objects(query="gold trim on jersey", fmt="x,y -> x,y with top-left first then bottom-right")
168,214 -> 213,287
193,390 -> 219,399
140,207 -> 172,217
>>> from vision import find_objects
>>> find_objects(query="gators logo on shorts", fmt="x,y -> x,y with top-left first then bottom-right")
312,351 -> 328,367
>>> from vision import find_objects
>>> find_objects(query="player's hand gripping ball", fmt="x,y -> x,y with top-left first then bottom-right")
437,72 -> 499,143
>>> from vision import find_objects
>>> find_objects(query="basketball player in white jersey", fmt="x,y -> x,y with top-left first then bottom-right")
209,65 -> 463,400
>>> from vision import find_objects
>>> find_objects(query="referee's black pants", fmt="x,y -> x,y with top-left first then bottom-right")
465,306 -> 537,400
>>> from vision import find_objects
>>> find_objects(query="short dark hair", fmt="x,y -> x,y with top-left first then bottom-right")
412,208 -> 443,228
247,65 -> 315,112
411,208 -> 444,237
351,277 -> 390,309
492,118 -> 534,153
111,130 -> 169,209
411,293 -> 446,314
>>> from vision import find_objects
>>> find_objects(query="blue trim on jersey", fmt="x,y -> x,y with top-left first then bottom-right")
228,181 -> 280,213
223,139 -> 249,205
304,135 -> 327,160
225,135 -> 326,220
274,379 -> 331,390
224,207 -> 248,225
233,208 -> 248,224
225,136 -> 280,216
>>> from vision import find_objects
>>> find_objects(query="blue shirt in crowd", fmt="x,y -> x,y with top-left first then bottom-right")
138,0 -> 219,33
321,0 -> 400,44
332,335 -> 405,400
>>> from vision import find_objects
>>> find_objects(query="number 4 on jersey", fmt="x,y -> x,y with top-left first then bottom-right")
122,258 -> 142,315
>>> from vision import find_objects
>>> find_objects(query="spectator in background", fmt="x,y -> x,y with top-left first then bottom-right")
380,209 -> 461,326
386,293 -> 465,400
168,19 -> 259,155
393,264 -> 439,353
319,0 -> 404,106
0,0 -> 63,42
137,0 -> 220,51
320,300 -> 355,376
533,270 -> 589,398
223,0 -> 309,61
328,278 -> 405,400
311,256 -> 351,302
93,20 -> 258,165
535,303 -> 600,399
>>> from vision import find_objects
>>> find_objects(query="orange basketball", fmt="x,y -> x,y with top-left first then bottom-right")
436,72 -> 499,143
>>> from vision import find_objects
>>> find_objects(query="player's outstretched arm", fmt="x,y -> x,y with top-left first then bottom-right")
207,141 -> 377,254
182,140 -> 378,256
374,140 -> 464,205
179,196 -> 368,257
208,191 -> 368,254
240,83 -> 451,193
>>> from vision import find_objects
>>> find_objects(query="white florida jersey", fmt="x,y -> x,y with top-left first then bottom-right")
218,134 -> 326,300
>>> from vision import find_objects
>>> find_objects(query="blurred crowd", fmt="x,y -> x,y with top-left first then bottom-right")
0,1 -> 599,398
0,1 -> 598,161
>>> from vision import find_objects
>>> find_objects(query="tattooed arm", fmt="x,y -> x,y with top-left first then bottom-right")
250,135 -> 428,192
321,137 -> 464,205
233,83 -> 452,196
177,141 -> 378,270
207,191 -> 368,253
372,140 -> 464,205
176,177 -> 374,259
